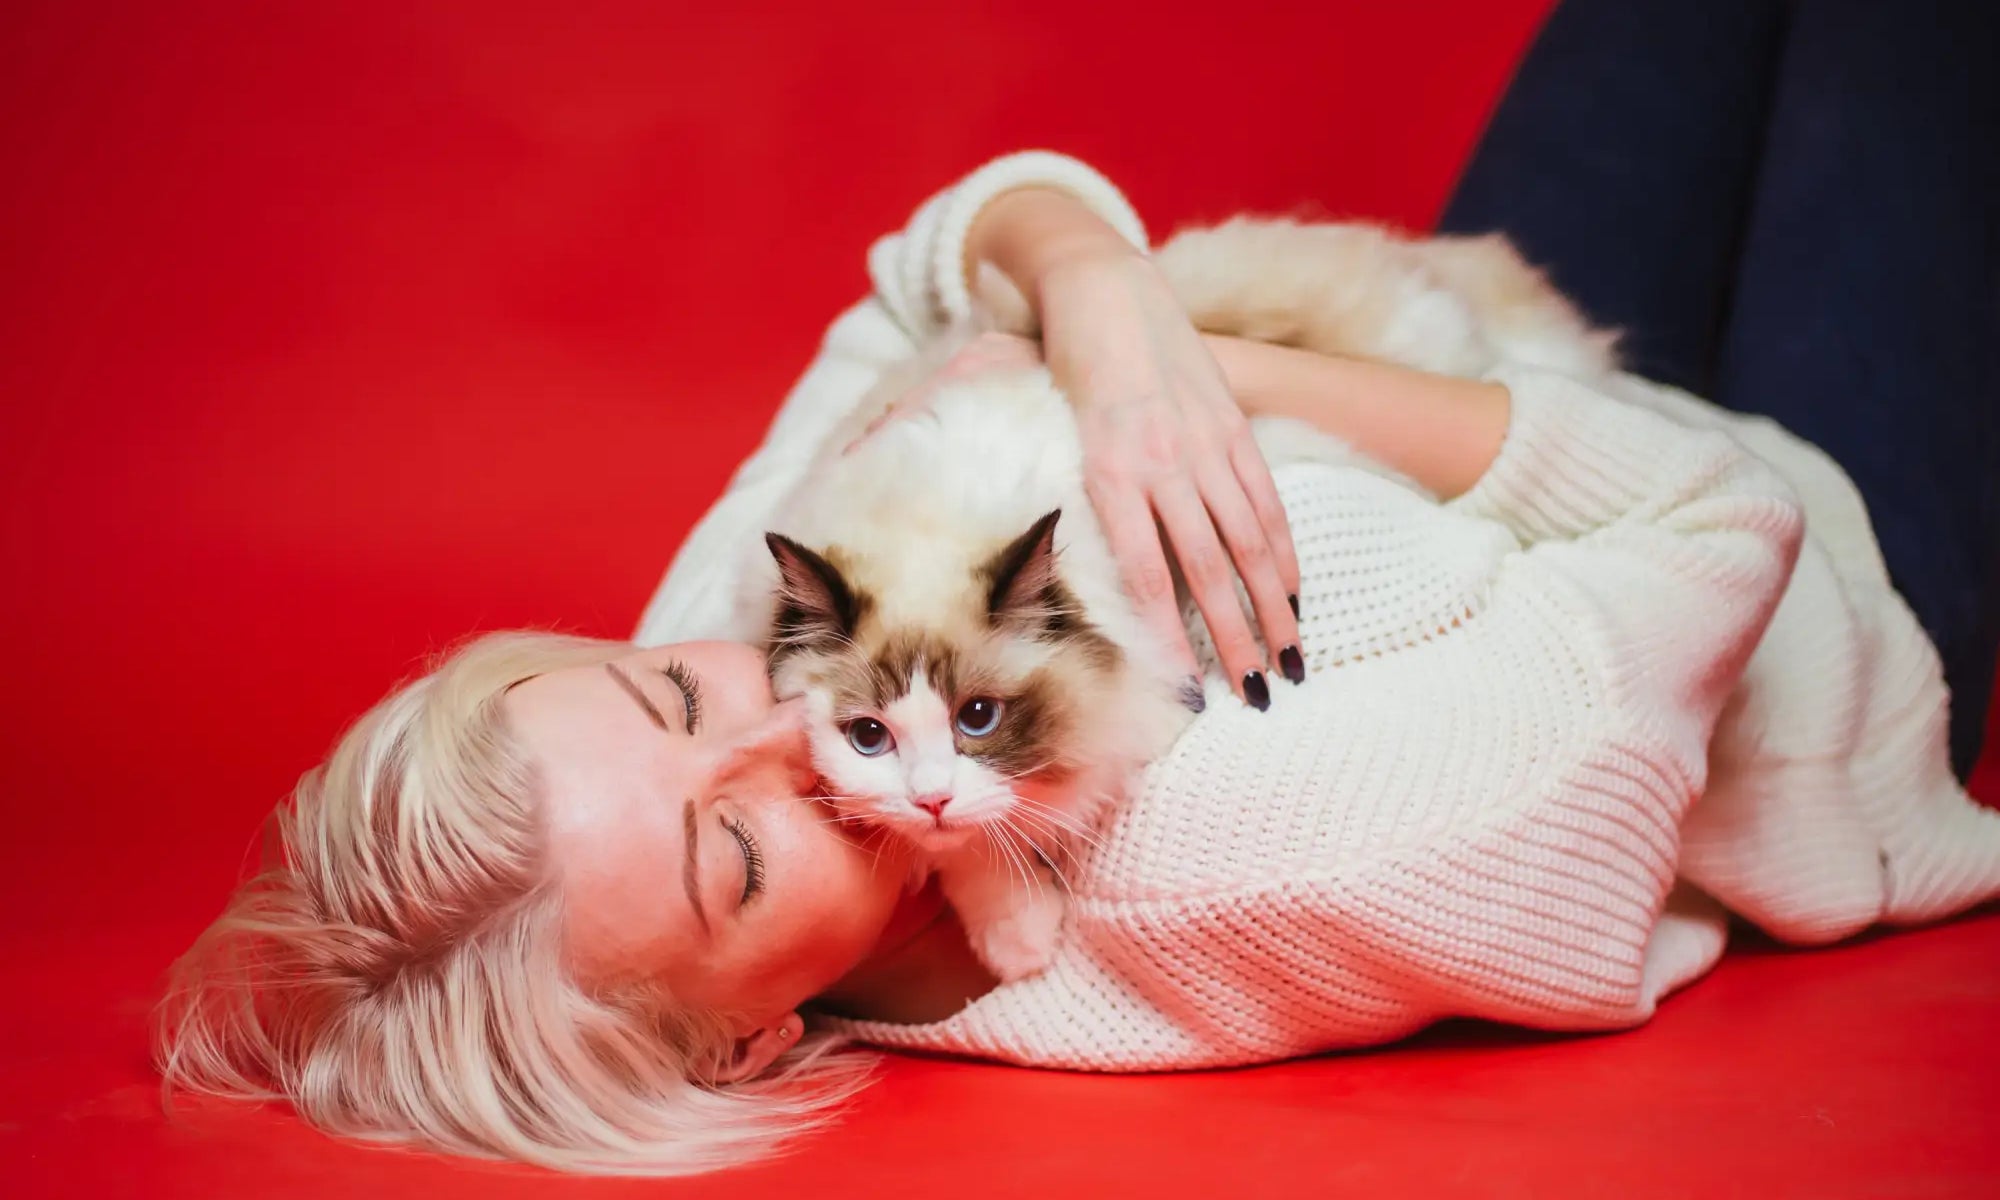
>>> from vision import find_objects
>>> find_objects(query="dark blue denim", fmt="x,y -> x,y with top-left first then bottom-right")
1440,0 -> 1998,778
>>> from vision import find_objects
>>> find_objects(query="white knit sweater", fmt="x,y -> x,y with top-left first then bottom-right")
635,153 -> 2000,1071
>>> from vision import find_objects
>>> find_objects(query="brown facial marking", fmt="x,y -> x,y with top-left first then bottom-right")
983,509 -> 1064,624
765,533 -> 872,655
960,672 -> 1070,780
765,514 -> 1130,798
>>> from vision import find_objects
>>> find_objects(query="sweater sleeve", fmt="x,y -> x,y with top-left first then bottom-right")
865,150 -> 1150,339
1452,364 -> 1807,770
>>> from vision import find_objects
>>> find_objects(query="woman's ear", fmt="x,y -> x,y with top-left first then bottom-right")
710,1011 -> 806,1085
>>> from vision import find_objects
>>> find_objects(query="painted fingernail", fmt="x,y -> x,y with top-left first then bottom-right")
1279,645 -> 1305,684
1242,671 -> 1270,712
1179,675 -> 1206,714
1288,593 -> 1300,619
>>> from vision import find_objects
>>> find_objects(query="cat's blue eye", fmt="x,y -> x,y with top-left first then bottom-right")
845,717 -> 894,757
954,697 -> 1003,738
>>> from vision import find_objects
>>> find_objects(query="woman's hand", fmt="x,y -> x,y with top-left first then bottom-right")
1037,250 -> 1304,708
966,186 -> 1303,708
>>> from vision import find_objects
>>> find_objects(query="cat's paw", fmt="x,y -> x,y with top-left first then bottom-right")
968,890 -> 1066,982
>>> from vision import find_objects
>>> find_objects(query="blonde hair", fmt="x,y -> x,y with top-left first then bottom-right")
156,630 -> 871,1175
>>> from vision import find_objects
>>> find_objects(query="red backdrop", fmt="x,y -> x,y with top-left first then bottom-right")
2,2 -> 1995,1197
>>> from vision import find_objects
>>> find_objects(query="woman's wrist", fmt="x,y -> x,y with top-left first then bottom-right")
964,187 -> 1145,319
1199,334 -> 1274,411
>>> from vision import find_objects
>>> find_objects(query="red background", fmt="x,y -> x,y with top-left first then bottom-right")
2,2 -> 1995,1196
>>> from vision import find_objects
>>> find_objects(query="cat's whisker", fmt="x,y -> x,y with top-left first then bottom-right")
977,826 -> 1015,889
1010,793 -> 1093,834
999,822 -> 1059,901
992,757 -> 1063,784
1011,795 -> 1105,848
1004,805 -> 1070,854
1019,824 -> 1093,871
996,824 -> 1040,900
986,824 -> 1038,900
1001,828 -> 1040,899
860,825 -> 895,876
1004,818 -> 1077,897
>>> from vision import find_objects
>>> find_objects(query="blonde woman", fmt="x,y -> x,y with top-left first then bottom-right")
158,140 -> 2000,1175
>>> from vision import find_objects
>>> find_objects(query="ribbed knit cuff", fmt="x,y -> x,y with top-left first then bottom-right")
926,150 -> 1150,326
1451,364 -> 1740,545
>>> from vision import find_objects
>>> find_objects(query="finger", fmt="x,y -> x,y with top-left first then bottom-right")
1085,477 -> 1206,713
1196,460 -> 1304,687
1151,480 -> 1271,711
1228,424 -> 1302,617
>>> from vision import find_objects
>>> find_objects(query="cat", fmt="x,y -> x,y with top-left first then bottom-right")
754,365 -> 1195,983
749,216 -> 1616,981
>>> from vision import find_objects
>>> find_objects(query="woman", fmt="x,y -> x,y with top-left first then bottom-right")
159,2 -> 1999,1177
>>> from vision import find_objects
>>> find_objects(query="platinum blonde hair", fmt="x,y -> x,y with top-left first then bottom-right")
156,631 -> 871,1175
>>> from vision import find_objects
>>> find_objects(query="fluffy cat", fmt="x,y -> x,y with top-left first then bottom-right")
754,367 -> 1194,982
748,217 -> 1615,981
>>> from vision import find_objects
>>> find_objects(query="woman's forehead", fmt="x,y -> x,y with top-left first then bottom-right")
509,666 -> 683,833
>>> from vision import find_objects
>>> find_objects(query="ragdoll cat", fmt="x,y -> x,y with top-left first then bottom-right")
749,216 -> 1615,981
754,363 -> 1196,982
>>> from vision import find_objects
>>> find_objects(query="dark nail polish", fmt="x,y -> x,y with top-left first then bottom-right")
1242,671 -> 1270,712
1279,645 -> 1305,684
1179,675 -> 1206,714
1288,593 -> 1300,619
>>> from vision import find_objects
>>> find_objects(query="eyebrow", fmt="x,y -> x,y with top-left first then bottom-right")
682,799 -> 711,937
604,663 -> 669,731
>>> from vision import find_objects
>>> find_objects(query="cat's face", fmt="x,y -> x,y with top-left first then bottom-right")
764,511 -> 1120,854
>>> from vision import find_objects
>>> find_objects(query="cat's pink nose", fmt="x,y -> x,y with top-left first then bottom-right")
912,793 -> 951,820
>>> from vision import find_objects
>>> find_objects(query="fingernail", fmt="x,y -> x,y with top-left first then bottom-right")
1279,645 -> 1305,684
1179,675 -> 1206,714
1288,593 -> 1300,619
1242,671 -> 1270,712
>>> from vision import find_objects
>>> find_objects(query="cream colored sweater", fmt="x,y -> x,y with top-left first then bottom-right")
635,153 -> 2000,1071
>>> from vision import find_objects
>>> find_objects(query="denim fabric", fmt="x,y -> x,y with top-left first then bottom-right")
1440,0 -> 1998,777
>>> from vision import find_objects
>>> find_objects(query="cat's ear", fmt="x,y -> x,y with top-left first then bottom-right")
766,532 -> 861,647
985,509 -> 1063,627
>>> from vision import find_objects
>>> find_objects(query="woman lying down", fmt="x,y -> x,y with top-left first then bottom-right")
158,152 -> 2000,1175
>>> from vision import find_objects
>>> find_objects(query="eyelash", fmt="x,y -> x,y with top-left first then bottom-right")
660,660 -> 704,731
723,815 -> 765,904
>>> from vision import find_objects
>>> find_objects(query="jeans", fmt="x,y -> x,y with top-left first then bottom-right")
1439,0 -> 1999,778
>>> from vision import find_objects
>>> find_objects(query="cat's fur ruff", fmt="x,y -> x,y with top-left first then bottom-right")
748,217 -> 1616,980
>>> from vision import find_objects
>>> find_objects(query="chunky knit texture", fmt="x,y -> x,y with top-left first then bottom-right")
634,153 -> 2000,1071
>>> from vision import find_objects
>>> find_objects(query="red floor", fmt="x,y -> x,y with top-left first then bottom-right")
2,2 -> 1995,1195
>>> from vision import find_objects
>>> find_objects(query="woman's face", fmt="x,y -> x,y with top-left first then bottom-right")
505,641 -> 913,1036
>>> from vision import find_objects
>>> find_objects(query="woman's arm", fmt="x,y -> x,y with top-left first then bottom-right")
962,186 -> 1145,309
1226,342 -> 1804,745
963,187 -> 1306,708
1201,336 -> 1512,499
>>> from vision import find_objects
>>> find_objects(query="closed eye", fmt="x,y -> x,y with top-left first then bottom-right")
660,660 -> 703,733
722,814 -> 764,905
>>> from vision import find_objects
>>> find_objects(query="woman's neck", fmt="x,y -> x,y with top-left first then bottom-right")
814,879 -> 998,1024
